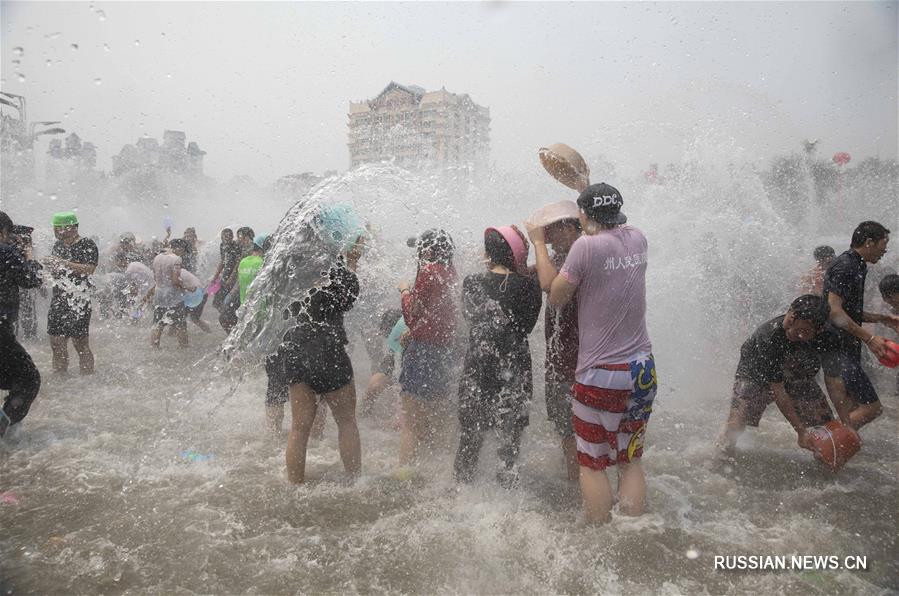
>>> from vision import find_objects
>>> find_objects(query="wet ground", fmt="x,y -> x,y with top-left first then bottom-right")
1,316 -> 897,594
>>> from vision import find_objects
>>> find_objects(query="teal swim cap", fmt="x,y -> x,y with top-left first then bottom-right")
253,233 -> 269,250
316,203 -> 365,252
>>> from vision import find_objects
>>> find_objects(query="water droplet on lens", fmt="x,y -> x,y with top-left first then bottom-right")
97,9 -> 106,21
13,47 -> 24,56
70,43 -> 79,51
134,39 -> 141,46
17,73 -> 26,82
686,549 -> 699,559
103,43 -> 110,52
50,194 -> 57,201
45,59 -> 52,67
94,78 -> 102,85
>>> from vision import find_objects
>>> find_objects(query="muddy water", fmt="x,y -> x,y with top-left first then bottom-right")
1,312 -> 896,594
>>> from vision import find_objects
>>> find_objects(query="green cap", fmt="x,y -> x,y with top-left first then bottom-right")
52,211 -> 79,227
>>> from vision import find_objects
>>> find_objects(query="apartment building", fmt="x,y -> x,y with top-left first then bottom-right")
347,82 -> 490,175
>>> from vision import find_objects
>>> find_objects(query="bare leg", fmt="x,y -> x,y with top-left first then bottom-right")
579,466 -> 614,524
150,324 -> 164,348
849,401 -> 882,429
562,436 -> 579,482
72,336 -> 94,374
310,403 -> 327,442
399,393 -> 438,465
265,403 -> 285,434
362,372 -> 390,416
323,382 -> 362,479
617,461 -> 647,516
190,312 -> 211,333
286,383 -> 319,484
717,400 -> 748,453
50,335 -> 69,373
176,326 -> 189,348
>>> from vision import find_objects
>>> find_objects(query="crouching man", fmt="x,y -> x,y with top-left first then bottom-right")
718,295 -> 854,454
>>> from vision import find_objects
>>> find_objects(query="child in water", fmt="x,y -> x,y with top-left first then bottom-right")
454,226 -> 542,487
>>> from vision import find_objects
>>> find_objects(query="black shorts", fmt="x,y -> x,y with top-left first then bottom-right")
153,304 -> 187,330
840,351 -> 879,405
280,338 -> 353,395
47,294 -> 91,338
265,352 -> 289,406
730,378 -> 834,427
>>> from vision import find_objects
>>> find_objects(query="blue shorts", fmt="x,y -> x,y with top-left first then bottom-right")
841,351 -> 879,405
399,340 -> 452,400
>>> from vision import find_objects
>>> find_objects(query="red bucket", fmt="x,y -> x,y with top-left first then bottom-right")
808,421 -> 861,473
879,339 -> 899,368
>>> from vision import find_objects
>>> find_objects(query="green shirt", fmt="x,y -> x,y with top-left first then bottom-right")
237,255 -> 263,304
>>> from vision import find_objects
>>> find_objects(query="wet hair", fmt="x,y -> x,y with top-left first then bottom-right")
813,245 -> 835,262
0,211 -> 12,235
850,221 -> 890,248
548,218 -> 582,233
484,229 -> 515,270
169,238 -> 189,252
221,228 -> 234,239
416,228 -> 454,265
789,294 -> 830,328
236,226 -> 255,240
879,274 -> 899,298
379,308 -> 403,335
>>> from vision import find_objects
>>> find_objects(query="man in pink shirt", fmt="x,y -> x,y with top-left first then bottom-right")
528,182 -> 657,523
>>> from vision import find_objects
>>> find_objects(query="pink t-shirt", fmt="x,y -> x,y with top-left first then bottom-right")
559,225 -> 652,376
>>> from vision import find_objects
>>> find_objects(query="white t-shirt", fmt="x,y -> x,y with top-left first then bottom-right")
152,252 -> 183,307
125,261 -> 154,295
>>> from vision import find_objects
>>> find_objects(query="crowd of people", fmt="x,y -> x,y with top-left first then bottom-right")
2,176 -> 898,523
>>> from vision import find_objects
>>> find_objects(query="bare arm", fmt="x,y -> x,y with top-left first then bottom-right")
548,274 -> 577,308
769,382 -> 812,450
65,261 -> 96,276
823,375 -> 854,428
531,240 -> 559,293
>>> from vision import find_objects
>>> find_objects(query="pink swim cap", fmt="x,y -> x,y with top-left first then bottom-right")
485,225 -> 529,272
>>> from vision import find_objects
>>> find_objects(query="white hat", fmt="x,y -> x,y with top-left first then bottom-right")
526,200 -> 580,228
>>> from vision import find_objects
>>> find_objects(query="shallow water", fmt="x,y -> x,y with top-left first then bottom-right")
2,312 -> 897,595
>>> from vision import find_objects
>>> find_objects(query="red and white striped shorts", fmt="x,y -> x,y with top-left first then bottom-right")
571,355 -> 658,471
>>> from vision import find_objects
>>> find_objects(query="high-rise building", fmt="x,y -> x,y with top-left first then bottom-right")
347,82 -> 490,175
112,130 -> 205,177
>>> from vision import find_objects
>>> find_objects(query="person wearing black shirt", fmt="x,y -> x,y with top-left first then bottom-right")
454,227 -> 542,487
280,238 -> 364,485
823,221 -> 899,429
0,211 -> 44,436
210,228 -> 240,310
717,295 -> 855,454
43,212 -> 98,375
218,226 -> 254,333
180,227 -> 211,333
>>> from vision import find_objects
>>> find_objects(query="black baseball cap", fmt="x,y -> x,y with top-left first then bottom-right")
576,182 -> 627,225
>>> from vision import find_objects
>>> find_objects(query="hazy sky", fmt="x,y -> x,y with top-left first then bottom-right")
2,1 -> 896,183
